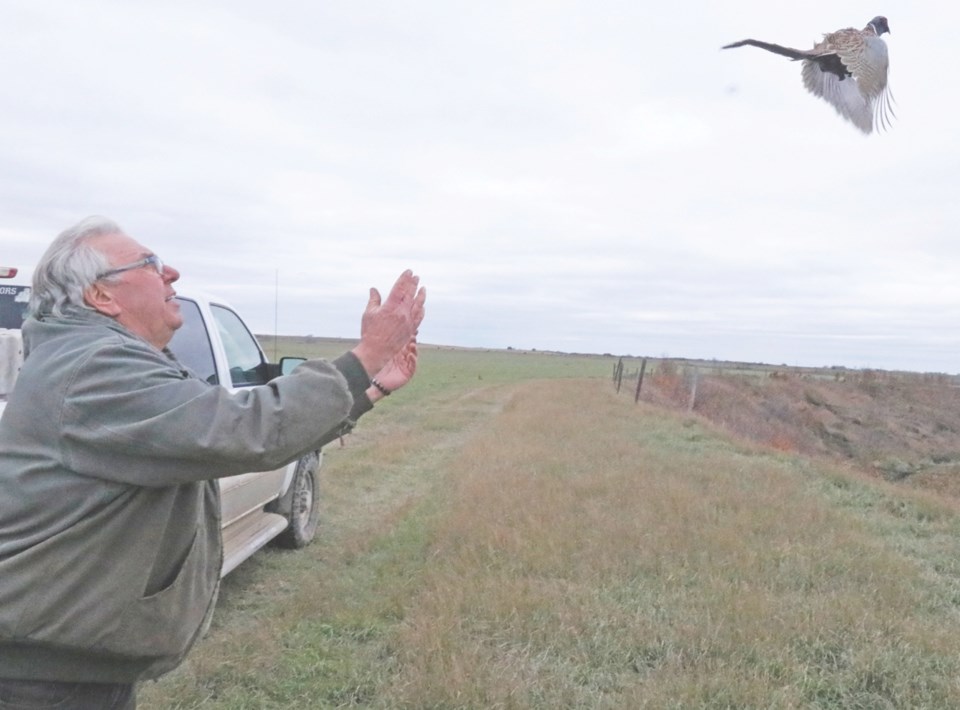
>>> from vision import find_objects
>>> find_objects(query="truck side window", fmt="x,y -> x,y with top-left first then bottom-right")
167,298 -> 219,384
211,304 -> 268,387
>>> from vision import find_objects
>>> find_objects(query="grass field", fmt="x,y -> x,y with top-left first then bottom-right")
140,343 -> 960,708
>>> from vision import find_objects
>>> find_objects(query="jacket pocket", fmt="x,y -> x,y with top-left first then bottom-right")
0,482 -> 222,664
91,528 -> 220,659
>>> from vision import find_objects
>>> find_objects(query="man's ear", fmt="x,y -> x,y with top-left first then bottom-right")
84,282 -> 122,317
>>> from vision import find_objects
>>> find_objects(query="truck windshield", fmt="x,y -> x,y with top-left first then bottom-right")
168,297 -> 219,384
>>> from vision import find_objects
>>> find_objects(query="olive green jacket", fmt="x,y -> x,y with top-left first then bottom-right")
0,309 -> 371,682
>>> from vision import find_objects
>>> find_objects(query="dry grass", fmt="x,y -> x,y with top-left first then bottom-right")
375,382 -> 960,708
141,350 -> 960,708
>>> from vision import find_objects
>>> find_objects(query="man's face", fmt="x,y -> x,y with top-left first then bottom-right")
85,232 -> 183,349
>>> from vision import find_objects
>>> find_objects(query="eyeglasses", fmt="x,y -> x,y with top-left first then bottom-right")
98,254 -> 165,280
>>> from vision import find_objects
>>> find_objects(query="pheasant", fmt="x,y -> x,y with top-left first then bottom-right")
723,16 -> 894,134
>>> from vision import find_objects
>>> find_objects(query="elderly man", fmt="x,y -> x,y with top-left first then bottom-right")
0,216 -> 425,709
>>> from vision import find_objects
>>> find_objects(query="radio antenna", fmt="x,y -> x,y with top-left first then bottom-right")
273,268 -> 279,361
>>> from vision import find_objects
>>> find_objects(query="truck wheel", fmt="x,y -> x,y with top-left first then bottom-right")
271,451 -> 321,549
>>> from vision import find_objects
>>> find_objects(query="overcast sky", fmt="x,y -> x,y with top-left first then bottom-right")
2,2 -> 957,373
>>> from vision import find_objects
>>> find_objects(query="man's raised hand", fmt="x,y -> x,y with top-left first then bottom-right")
353,270 -> 426,376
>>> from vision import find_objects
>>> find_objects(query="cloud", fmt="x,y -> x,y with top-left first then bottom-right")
1,2 -> 957,373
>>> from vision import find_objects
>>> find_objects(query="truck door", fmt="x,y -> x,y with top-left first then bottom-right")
207,304 -> 288,524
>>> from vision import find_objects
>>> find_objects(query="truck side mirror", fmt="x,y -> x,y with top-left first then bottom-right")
279,356 -> 307,376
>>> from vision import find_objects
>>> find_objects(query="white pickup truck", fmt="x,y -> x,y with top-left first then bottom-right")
0,268 -> 321,576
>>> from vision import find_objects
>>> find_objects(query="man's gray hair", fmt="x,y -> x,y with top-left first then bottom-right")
28,216 -> 125,318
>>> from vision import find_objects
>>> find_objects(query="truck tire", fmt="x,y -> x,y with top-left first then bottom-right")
269,451 -> 321,549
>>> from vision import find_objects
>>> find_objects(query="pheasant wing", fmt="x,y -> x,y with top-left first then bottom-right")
801,28 -> 894,134
802,60 -> 874,133
839,35 -> 894,131
815,28 -> 893,132
829,32 -> 888,97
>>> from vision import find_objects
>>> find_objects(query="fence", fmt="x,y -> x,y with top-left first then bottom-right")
614,357 -> 700,409
614,356 -> 960,412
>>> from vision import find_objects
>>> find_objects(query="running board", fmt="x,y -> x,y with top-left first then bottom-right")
220,511 -> 289,577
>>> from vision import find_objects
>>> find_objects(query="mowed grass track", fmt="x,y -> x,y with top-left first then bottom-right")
142,347 -> 960,708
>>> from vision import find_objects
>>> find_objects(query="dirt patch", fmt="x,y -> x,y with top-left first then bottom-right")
635,367 -> 960,500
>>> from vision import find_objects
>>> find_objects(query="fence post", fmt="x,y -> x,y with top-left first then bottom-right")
634,357 -> 647,403
615,358 -> 624,393
688,368 -> 699,411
